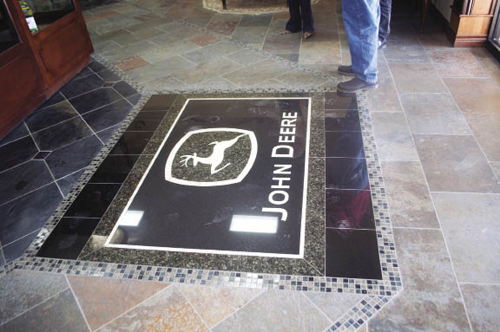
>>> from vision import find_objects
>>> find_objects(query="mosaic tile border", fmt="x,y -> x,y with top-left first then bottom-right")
8,90 -> 401,290
1,51 -> 403,332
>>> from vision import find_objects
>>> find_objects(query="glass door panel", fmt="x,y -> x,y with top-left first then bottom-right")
20,0 -> 75,33
0,0 -> 20,53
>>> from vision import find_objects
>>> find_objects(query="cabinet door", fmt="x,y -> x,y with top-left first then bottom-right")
0,0 -> 45,137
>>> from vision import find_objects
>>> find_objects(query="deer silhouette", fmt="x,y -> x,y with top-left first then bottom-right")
180,133 -> 248,174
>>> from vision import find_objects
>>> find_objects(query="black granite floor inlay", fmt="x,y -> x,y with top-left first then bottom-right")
26,92 -> 383,281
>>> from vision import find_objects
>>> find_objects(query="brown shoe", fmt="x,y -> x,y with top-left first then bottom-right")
338,65 -> 356,76
337,77 -> 378,94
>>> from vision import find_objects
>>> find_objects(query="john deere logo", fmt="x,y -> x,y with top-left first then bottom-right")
165,128 -> 258,187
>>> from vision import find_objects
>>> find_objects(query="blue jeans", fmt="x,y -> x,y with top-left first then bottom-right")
286,0 -> 315,33
342,0 -> 379,83
379,0 -> 392,44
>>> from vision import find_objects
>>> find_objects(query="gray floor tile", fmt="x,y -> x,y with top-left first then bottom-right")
366,63 -> 403,112
32,117 -> 94,151
56,168 -> 87,197
173,57 -> 242,85
0,183 -> 62,245
401,93 -> 471,135
140,40 -> 200,64
223,58 -> 290,86
303,293 -> 364,322
0,136 -> 39,173
369,228 -> 470,332
212,290 -> 331,332
182,40 -> 242,64
45,135 -> 103,179
371,112 -> 419,161
0,161 -> 53,205
0,270 -> 68,325
433,192 -> 500,283
262,33 -> 302,54
414,135 -> 500,193
381,161 -> 439,228
0,123 -> 30,148
82,99 -> 133,133
25,101 -> 79,133
127,56 -> 196,83
463,112 -> 500,161
390,63 -> 448,93
0,289 -> 89,332
2,230 -> 38,264
461,284 -> 500,332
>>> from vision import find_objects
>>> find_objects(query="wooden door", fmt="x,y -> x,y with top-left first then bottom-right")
0,0 -> 45,138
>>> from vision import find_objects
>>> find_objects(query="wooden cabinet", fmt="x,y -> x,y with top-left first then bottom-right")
448,0 -> 499,46
0,0 -> 93,137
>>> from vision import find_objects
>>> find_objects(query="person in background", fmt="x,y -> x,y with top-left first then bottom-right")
379,0 -> 392,49
336,0 -> 379,93
281,0 -> 315,39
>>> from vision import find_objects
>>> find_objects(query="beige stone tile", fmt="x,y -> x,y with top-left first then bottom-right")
275,70 -> 328,89
225,49 -> 269,66
232,26 -> 269,45
299,41 -> 342,65
212,290 -> 331,332
184,7 -> 216,27
101,40 -> 158,62
98,285 -> 209,331
262,33 -> 302,54
113,56 -> 150,71
127,56 -> 195,83
143,75 -> 187,92
303,293 -> 364,322
369,229 -> 470,332
414,135 -> 500,193
179,284 -> 263,328
140,40 -> 200,64
93,40 -> 122,54
381,161 -> 439,228
461,284 -> 500,332
371,112 -> 419,161
151,23 -> 201,45
492,161 -> 500,179
207,13 -> 242,36
182,40 -> 242,64
470,48 -> 500,86
173,57 -> 242,84
189,34 -> 220,47
464,112 -> 500,161
401,93 -> 471,135
428,49 -> 489,78
432,193 -> 500,283
0,270 -> 68,325
444,78 -> 500,113
0,289 -> 88,332
188,77 -> 239,90
367,63 -> 403,112
68,275 -> 169,330
223,58 -> 291,86
389,63 -> 447,93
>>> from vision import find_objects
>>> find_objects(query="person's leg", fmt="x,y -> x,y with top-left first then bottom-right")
300,0 -> 315,33
379,0 -> 392,46
285,0 -> 302,33
341,0 -> 379,84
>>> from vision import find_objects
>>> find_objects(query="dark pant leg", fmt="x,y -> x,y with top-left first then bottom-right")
286,0 -> 302,32
379,0 -> 392,43
300,0 -> 315,33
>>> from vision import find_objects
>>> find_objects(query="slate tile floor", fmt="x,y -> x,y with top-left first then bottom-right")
1,0 -> 500,331
0,59 -> 140,265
